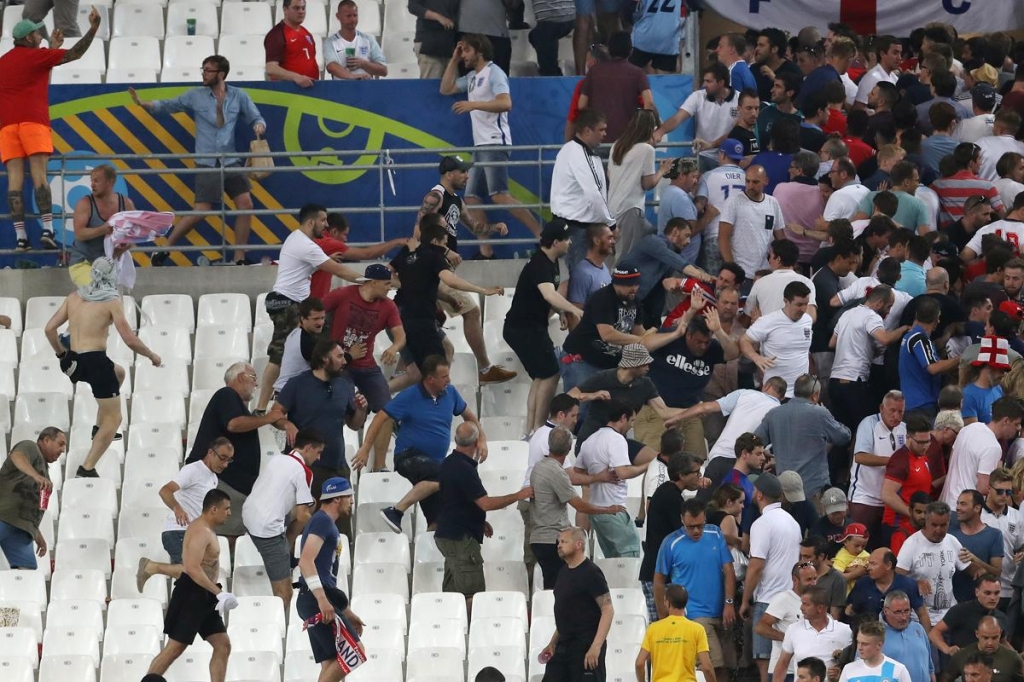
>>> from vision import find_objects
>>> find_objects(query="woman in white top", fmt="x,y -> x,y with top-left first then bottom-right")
607,109 -> 673,258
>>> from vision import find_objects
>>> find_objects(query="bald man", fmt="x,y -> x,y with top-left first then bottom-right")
943,616 -> 1023,682
718,165 -> 787,287
897,267 -> 965,340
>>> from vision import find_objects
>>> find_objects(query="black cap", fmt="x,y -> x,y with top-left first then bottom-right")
439,155 -> 473,174
541,219 -> 571,243
612,265 -> 641,283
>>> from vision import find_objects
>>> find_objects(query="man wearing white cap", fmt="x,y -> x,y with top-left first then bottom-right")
0,8 -> 102,251
296,476 -> 366,682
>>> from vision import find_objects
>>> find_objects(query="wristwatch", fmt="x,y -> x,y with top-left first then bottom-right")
725,598 -> 734,605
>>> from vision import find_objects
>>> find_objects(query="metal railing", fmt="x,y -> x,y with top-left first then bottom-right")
0,141 -> 694,259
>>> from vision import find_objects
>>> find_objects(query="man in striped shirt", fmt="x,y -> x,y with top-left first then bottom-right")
931,142 -> 1005,228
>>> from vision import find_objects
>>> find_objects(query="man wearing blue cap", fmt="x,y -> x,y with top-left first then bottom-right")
0,7 -> 101,251
297,477 -> 365,682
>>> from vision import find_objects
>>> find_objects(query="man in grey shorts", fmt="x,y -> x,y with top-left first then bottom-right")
241,430 -> 323,611
129,54 -> 266,265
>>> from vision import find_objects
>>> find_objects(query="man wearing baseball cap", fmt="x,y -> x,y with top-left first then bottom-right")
296,477 -> 365,682
959,84 -> 998,144
692,140 -> 747,275
503,219 -> 581,434
323,263 -> 406,472
0,8 -> 102,251
560,265 -> 645,393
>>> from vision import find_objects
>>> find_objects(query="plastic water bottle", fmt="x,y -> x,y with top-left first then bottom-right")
187,18 -> 196,36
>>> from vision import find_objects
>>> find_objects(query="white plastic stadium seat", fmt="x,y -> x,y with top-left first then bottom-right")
194,325 -> 249,360
353,532 -> 411,572
117,507 -> 167,540
57,510 -> 115,545
226,651 -> 282,682
163,649 -> 211,682
608,614 -> 647,646
411,561 -> 443,595
410,591 -> 467,632
54,539 -> 113,577
111,568 -> 168,607
381,0 -> 415,34
351,563 -> 408,603
192,357 -> 240,391
472,591 -> 528,630
42,626 -> 101,666
469,618 -> 525,651
105,69 -> 159,83
0,329 -> 17,364
108,36 -> 163,72
112,3 -> 165,37
0,297 -> 22,335
38,655 -> 98,682
610,588 -> 647,619
594,558 -> 642,590
0,600 -> 43,640
59,37 -> 106,73
468,647 -> 526,682
24,296 -> 65,330
380,30 -> 415,65
137,327 -> 192,365
107,598 -> 165,631
135,361 -> 191,398
349,592 -> 407,634
483,562 -> 529,597
381,61 -> 416,79
480,383 -> 531,418
163,36 -> 216,71
406,620 -> 465,661
47,600 -> 104,637
354,472 -> 412,535
227,623 -> 282,658
284,650 -> 318,681
140,295 -> 195,331
0,628 -> 38,666
165,2 -> 219,36
198,293 -> 252,330
406,655 -> 466,682
0,569 -> 48,607
14,392 -> 69,430
51,69 -> 103,84
99,653 -> 155,682
131,391 -> 187,429
62,478 -> 119,519
75,4 -> 110,39
220,2 -> 273,35
50,570 -> 108,607
217,35 -> 266,68
346,654 -> 402,682
0,656 -> 34,682
231,596 -> 287,638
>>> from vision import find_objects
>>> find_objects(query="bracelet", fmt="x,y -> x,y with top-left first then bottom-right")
305,574 -> 323,592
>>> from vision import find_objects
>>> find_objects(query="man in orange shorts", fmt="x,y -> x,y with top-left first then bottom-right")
0,8 -> 102,251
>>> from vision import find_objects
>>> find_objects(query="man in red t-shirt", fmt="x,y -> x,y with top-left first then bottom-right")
310,212 -> 408,300
0,9 -> 101,251
264,0 -> 320,87
662,262 -> 746,329
880,413 -> 947,537
323,263 -> 405,471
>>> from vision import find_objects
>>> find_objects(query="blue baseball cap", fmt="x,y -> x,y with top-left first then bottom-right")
719,138 -> 745,161
357,263 -> 392,283
321,477 -> 354,500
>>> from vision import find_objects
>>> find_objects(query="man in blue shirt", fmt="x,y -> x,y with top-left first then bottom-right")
657,157 -> 702,262
619,218 -> 714,328
898,298 -> 959,422
847,548 -> 929,626
880,590 -> 933,682
715,33 -> 756,94
129,56 -> 266,265
653,497 -> 736,682
352,354 -> 486,533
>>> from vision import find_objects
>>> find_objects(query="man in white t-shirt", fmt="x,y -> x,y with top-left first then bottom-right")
818,158 -> 870,230
257,203 -> 362,413
718,165 -> 786,280
961,199 -> 1024,262
755,561 -> 819,678
323,0 -> 387,80
854,37 -> 901,110
666,377 -> 786,465
976,111 -> 1024,182
829,286 -> 909,440
838,621 -> 912,682
695,144 -> 747,274
896,501 -> 971,624
654,62 -> 738,153
135,437 -> 234,591
574,400 -> 651,558
242,430 -> 322,611
743,473 -> 803,682
740,281 -> 813,398
746,238 -> 817,320
772,586 -> 853,682
849,391 -> 906,541
941,397 -> 1024,506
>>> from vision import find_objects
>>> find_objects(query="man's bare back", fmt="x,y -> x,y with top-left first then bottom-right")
65,293 -> 117,353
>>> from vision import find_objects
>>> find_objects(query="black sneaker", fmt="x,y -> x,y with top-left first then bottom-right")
15,239 -> 30,252
235,258 -> 257,266
92,425 -> 123,441
150,251 -> 169,266
39,232 -> 58,250
379,506 -> 404,533
509,20 -> 531,29
76,465 -> 100,478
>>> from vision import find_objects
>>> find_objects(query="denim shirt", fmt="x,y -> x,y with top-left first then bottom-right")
150,85 -> 265,167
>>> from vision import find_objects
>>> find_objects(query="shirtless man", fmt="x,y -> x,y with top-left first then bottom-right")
296,477 -> 365,682
148,488 -> 238,682
44,256 -> 161,477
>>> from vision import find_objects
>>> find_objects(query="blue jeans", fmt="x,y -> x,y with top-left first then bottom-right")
0,521 -> 37,569
557,349 -> 602,395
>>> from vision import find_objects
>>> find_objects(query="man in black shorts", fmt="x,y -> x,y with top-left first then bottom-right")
45,257 -> 162,477
503,219 -> 581,435
390,213 -> 503,371
148,489 -> 238,682
297,477 -> 366,682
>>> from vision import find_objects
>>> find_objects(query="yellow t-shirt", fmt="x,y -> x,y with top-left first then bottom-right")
641,615 -> 710,682
833,547 -> 870,594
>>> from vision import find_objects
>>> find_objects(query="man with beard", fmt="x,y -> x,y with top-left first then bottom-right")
274,340 -> 368,535
568,224 -> 615,311
729,90 -> 762,161
131,56 -> 267,266
752,28 -> 802,104
414,155 -> 516,385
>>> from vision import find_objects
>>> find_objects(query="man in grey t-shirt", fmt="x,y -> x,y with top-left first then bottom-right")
529,426 -> 624,588
0,428 -> 66,569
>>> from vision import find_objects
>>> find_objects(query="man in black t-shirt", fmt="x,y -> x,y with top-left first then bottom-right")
504,220 -> 581,434
561,266 -> 645,393
186,361 -> 283,539
390,214 -> 503,373
729,89 -> 761,160
645,299 -> 738,458
539,526 -> 614,681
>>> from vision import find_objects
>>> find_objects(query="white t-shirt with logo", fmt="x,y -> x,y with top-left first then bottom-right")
163,460 -> 219,533
849,414 -> 906,506
941,422 -> 1003,507
838,657 -> 911,682
273,230 -> 330,302
679,89 -> 739,145
981,505 -> 1024,597
455,61 -> 512,146
720,192 -> 786,280
575,426 -> 630,507
744,309 -> 813,398
831,306 -> 885,382
242,452 -> 315,538
896,531 -> 970,624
